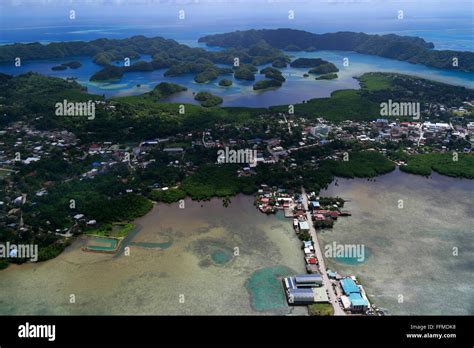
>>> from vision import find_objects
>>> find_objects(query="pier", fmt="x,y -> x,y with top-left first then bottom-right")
301,187 -> 346,316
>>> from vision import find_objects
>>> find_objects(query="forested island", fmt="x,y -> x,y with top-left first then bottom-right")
219,79 -> 233,87
260,67 -> 285,82
51,61 -> 82,71
289,58 -> 339,76
291,58 -> 330,68
234,65 -> 257,80
199,29 -> 474,72
253,79 -> 282,90
62,61 -> 82,69
51,65 -> 67,71
194,91 -> 223,107
0,35 -> 288,84
308,63 -> 339,75
113,82 -> 187,103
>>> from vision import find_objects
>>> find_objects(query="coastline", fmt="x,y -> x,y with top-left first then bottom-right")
0,195 -> 307,315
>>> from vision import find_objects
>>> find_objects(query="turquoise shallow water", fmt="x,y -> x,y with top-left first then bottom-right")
86,237 -> 118,251
245,265 -> 296,312
0,195 -> 306,315
211,249 -> 233,265
330,248 -> 372,266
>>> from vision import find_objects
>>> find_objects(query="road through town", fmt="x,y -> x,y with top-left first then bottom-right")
301,187 -> 345,316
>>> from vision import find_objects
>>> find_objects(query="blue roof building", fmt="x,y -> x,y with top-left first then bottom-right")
341,278 -> 360,295
348,293 -> 368,307
348,293 -> 369,312
340,278 -> 370,312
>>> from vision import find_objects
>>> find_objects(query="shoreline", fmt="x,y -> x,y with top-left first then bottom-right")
2,167 -> 473,270
0,171 -> 472,314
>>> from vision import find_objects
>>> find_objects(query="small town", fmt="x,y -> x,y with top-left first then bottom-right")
1,95 -> 473,237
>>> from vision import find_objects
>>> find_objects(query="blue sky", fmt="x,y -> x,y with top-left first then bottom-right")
0,0 -> 472,49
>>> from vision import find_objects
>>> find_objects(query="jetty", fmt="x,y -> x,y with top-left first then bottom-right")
301,187 -> 346,315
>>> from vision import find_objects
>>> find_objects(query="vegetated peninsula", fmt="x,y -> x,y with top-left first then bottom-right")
269,72 -> 474,122
198,29 -> 474,72
398,153 -> 474,178
90,66 -> 124,81
146,82 -> 188,99
113,82 -> 187,106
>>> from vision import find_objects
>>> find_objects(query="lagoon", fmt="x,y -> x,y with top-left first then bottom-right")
0,44 -> 472,107
0,195 -> 306,315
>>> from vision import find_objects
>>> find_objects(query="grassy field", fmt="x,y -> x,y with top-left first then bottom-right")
308,303 -> 334,316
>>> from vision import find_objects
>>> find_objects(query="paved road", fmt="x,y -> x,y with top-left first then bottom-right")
301,187 -> 346,316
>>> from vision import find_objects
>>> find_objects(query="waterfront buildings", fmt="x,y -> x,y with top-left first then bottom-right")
283,274 -> 329,304
340,277 -> 369,313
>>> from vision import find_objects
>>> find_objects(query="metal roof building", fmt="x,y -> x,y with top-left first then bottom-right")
294,274 -> 323,287
287,288 -> 315,304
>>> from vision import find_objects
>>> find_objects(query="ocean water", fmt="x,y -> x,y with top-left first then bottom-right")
319,169 -> 474,315
0,1 -> 472,52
